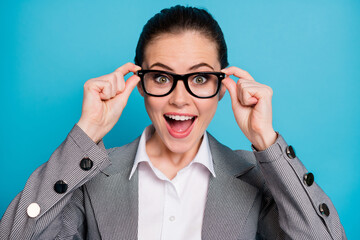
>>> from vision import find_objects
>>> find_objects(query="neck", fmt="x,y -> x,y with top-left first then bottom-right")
146,131 -> 203,180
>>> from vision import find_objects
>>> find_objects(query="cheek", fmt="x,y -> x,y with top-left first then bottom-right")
198,99 -> 219,124
144,97 -> 164,121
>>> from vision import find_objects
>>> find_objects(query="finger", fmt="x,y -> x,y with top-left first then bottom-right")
113,71 -> 125,94
91,73 -> 118,98
238,79 -> 273,99
238,85 -> 259,106
115,62 -> 142,76
109,74 -> 117,97
238,82 -> 275,106
222,77 -> 239,107
86,80 -> 113,100
114,74 -> 141,104
221,66 -> 255,81
114,63 -> 142,93
223,77 -> 258,106
238,79 -> 271,105
123,74 -> 141,98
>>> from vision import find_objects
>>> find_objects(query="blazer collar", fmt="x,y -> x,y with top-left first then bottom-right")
86,137 -> 140,240
90,132 -> 258,239
103,131 -> 255,178
207,132 -> 256,177
202,133 -> 259,239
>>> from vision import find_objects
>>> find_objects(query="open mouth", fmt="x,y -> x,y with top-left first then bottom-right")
164,114 -> 197,138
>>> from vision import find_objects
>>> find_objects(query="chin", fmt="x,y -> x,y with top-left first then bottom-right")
162,126 -> 204,154
164,138 -> 195,153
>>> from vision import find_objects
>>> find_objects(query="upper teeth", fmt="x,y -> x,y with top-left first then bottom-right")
166,115 -> 194,121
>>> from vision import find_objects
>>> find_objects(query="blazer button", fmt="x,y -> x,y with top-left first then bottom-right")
54,180 -> 68,194
304,172 -> 314,186
27,203 -> 40,218
319,203 -> 330,217
286,145 -> 296,159
80,158 -> 93,171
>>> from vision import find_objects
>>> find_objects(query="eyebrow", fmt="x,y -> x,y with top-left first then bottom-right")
148,62 -> 214,71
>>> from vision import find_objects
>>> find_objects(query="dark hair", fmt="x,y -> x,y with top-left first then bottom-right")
134,5 -> 229,69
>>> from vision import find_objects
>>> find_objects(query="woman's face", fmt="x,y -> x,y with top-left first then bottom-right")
140,31 -> 225,154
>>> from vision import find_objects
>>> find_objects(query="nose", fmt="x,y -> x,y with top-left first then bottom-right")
169,80 -> 191,107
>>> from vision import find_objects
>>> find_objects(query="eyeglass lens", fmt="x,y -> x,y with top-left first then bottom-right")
143,71 -> 219,97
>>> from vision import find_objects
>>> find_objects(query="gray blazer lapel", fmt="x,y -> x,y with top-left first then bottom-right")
85,137 -> 140,240
202,133 -> 259,239
84,133 -> 259,239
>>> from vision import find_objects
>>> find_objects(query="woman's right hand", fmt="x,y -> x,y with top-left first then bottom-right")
77,62 -> 141,143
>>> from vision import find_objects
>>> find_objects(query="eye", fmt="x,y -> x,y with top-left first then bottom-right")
154,75 -> 170,84
192,75 -> 207,84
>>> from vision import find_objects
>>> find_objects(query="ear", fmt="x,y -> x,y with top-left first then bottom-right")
218,84 -> 226,101
137,82 -> 144,97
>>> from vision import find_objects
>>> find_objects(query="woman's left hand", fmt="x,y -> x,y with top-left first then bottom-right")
221,66 -> 277,151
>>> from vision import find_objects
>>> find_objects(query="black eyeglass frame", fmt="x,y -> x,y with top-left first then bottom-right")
137,70 -> 226,99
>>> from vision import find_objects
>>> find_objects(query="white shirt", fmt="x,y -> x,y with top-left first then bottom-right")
129,125 -> 216,240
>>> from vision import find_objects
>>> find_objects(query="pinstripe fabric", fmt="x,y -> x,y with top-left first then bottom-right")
0,125 -> 347,239
200,133 -> 346,240
0,125 -> 110,240
253,136 -> 345,239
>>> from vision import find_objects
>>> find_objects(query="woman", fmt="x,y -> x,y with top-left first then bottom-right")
0,5 -> 346,240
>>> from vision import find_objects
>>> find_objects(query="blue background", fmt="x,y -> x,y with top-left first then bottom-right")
1,0 -> 359,238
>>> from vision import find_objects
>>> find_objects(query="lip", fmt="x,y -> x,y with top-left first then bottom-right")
164,112 -> 197,117
164,112 -> 197,139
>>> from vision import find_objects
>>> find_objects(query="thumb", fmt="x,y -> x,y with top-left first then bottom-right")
222,77 -> 239,107
115,73 -> 141,104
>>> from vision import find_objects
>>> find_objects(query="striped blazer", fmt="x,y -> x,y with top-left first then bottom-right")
0,124 -> 346,239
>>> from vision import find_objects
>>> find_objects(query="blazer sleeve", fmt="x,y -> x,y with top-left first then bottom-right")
253,133 -> 346,240
0,124 -> 111,240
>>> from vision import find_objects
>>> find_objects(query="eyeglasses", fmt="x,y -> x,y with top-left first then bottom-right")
137,70 -> 225,98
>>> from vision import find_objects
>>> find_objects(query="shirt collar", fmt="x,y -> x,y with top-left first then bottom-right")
129,125 -> 216,180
